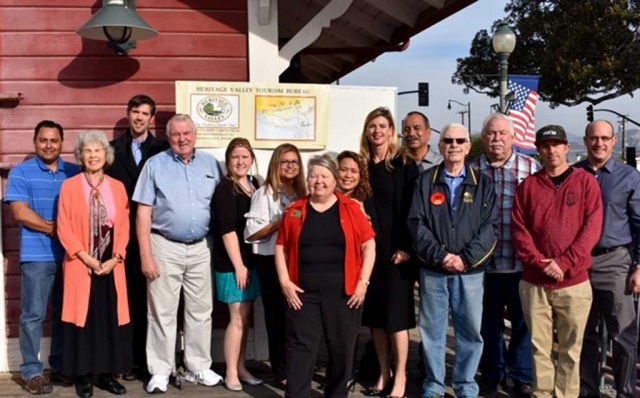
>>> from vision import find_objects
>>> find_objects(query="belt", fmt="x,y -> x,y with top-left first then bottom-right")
592,245 -> 627,256
151,229 -> 205,245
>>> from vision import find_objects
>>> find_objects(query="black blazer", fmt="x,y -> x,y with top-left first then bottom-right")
107,129 -> 169,199
390,155 -> 419,254
106,130 -> 169,268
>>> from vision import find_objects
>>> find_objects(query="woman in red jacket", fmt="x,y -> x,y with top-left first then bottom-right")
275,155 -> 376,398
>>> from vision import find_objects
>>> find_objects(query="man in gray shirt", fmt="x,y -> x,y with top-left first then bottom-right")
402,111 -> 443,172
133,114 -> 223,394
574,120 -> 640,398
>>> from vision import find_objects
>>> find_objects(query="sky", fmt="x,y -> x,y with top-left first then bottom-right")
339,0 -> 640,144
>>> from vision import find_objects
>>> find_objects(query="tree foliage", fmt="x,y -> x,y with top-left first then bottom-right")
452,0 -> 640,108
468,134 -> 484,161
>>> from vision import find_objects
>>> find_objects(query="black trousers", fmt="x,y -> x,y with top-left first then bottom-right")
580,248 -> 638,398
124,252 -> 148,372
285,283 -> 361,398
256,255 -> 287,380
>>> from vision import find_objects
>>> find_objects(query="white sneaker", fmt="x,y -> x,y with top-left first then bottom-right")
185,369 -> 223,387
146,375 -> 169,394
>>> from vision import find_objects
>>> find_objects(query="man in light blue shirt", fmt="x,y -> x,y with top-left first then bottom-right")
444,167 -> 466,217
5,120 -> 80,394
133,114 -> 223,393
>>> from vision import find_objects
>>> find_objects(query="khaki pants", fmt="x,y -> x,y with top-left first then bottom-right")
519,280 -> 592,398
146,233 -> 213,376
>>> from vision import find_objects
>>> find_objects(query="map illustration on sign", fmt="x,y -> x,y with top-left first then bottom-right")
255,96 -> 316,141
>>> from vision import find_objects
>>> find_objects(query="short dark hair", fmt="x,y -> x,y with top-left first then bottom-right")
127,94 -> 157,116
404,111 -> 430,128
34,120 -> 64,140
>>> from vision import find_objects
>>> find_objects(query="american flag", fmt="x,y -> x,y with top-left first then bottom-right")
508,75 -> 540,153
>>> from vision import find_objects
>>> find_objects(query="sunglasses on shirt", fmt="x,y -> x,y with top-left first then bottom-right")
441,138 -> 469,145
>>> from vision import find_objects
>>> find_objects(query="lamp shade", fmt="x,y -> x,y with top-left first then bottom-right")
76,0 -> 158,42
492,21 -> 516,54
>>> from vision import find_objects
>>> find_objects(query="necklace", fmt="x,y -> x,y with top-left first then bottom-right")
238,176 -> 255,196
279,188 -> 297,203
84,172 -> 105,190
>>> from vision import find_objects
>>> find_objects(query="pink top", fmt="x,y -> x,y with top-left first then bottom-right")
81,176 -> 116,226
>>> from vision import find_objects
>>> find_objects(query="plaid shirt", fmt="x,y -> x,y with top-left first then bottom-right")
471,152 -> 540,272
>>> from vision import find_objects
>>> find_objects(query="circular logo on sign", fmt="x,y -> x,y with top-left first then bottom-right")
196,96 -> 233,123
430,192 -> 446,206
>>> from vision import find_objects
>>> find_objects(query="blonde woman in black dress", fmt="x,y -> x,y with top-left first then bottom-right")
359,107 -> 418,398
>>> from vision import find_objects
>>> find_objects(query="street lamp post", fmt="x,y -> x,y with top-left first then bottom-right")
447,99 -> 471,133
491,21 -> 516,114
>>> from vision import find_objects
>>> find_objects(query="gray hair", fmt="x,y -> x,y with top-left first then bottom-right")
440,122 -> 470,141
481,113 -> 514,136
74,130 -> 115,169
166,113 -> 197,136
307,154 -> 339,181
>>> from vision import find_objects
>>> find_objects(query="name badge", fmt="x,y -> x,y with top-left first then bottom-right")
463,192 -> 473,203
291,210 -> 303,218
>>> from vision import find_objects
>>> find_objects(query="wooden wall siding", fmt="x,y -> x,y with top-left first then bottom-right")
0,0 -> 248,337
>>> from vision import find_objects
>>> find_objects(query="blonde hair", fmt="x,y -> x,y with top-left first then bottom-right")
264,143 -> 307,201
359,107 -> 407,170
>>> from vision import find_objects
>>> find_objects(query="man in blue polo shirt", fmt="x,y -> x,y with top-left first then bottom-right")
5,120 -> 80,394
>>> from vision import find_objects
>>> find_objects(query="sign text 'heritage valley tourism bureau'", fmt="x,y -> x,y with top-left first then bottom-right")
175,81 -> 330,150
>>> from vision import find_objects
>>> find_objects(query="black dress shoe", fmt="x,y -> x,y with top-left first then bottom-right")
74,379 -> 93,398
96,376 -> 126,395
362,386 -> 383,396
514,382 -> 533,397
478,379 -> 499,395
122,368 -> 138,381
50,371 -> 74,387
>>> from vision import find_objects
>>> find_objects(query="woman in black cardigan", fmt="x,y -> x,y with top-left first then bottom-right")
358,107 -> 418,398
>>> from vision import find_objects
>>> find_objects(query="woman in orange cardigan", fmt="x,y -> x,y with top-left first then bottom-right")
57,130 -> 131,398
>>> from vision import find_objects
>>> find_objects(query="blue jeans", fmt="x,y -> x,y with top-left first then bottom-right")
479,272 -> 532,385
19,261 -> 64,379
419,269 -> 484,397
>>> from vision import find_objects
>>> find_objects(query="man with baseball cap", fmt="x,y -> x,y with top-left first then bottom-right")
511,125 -> 603,398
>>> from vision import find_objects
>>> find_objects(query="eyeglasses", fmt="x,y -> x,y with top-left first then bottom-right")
585,135 -> 615,143
280,160 -> 300,167
441,138 -> 468,145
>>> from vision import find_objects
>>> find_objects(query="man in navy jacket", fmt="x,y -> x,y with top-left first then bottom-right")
408,122 -> 499,398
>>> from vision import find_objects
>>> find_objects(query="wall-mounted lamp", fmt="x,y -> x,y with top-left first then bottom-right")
76,0 -> 159,55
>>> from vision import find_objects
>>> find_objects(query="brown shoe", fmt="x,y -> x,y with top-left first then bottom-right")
23,375 -> 53,395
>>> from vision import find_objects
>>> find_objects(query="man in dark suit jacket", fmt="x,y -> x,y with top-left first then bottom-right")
107,94 -> 169,381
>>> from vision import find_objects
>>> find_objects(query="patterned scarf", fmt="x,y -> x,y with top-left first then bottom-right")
85,173 -> 112,261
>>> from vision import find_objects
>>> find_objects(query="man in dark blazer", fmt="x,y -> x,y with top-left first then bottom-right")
107,94 -> 168,381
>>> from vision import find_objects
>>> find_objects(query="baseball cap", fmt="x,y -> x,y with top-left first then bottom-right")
535,125 -> 568,145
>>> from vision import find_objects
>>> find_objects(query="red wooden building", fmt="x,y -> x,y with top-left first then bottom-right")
0,0 -> 476,370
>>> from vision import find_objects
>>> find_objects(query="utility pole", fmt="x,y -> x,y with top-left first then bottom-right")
458,111 -> 466,126
619,116 -> 627,160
